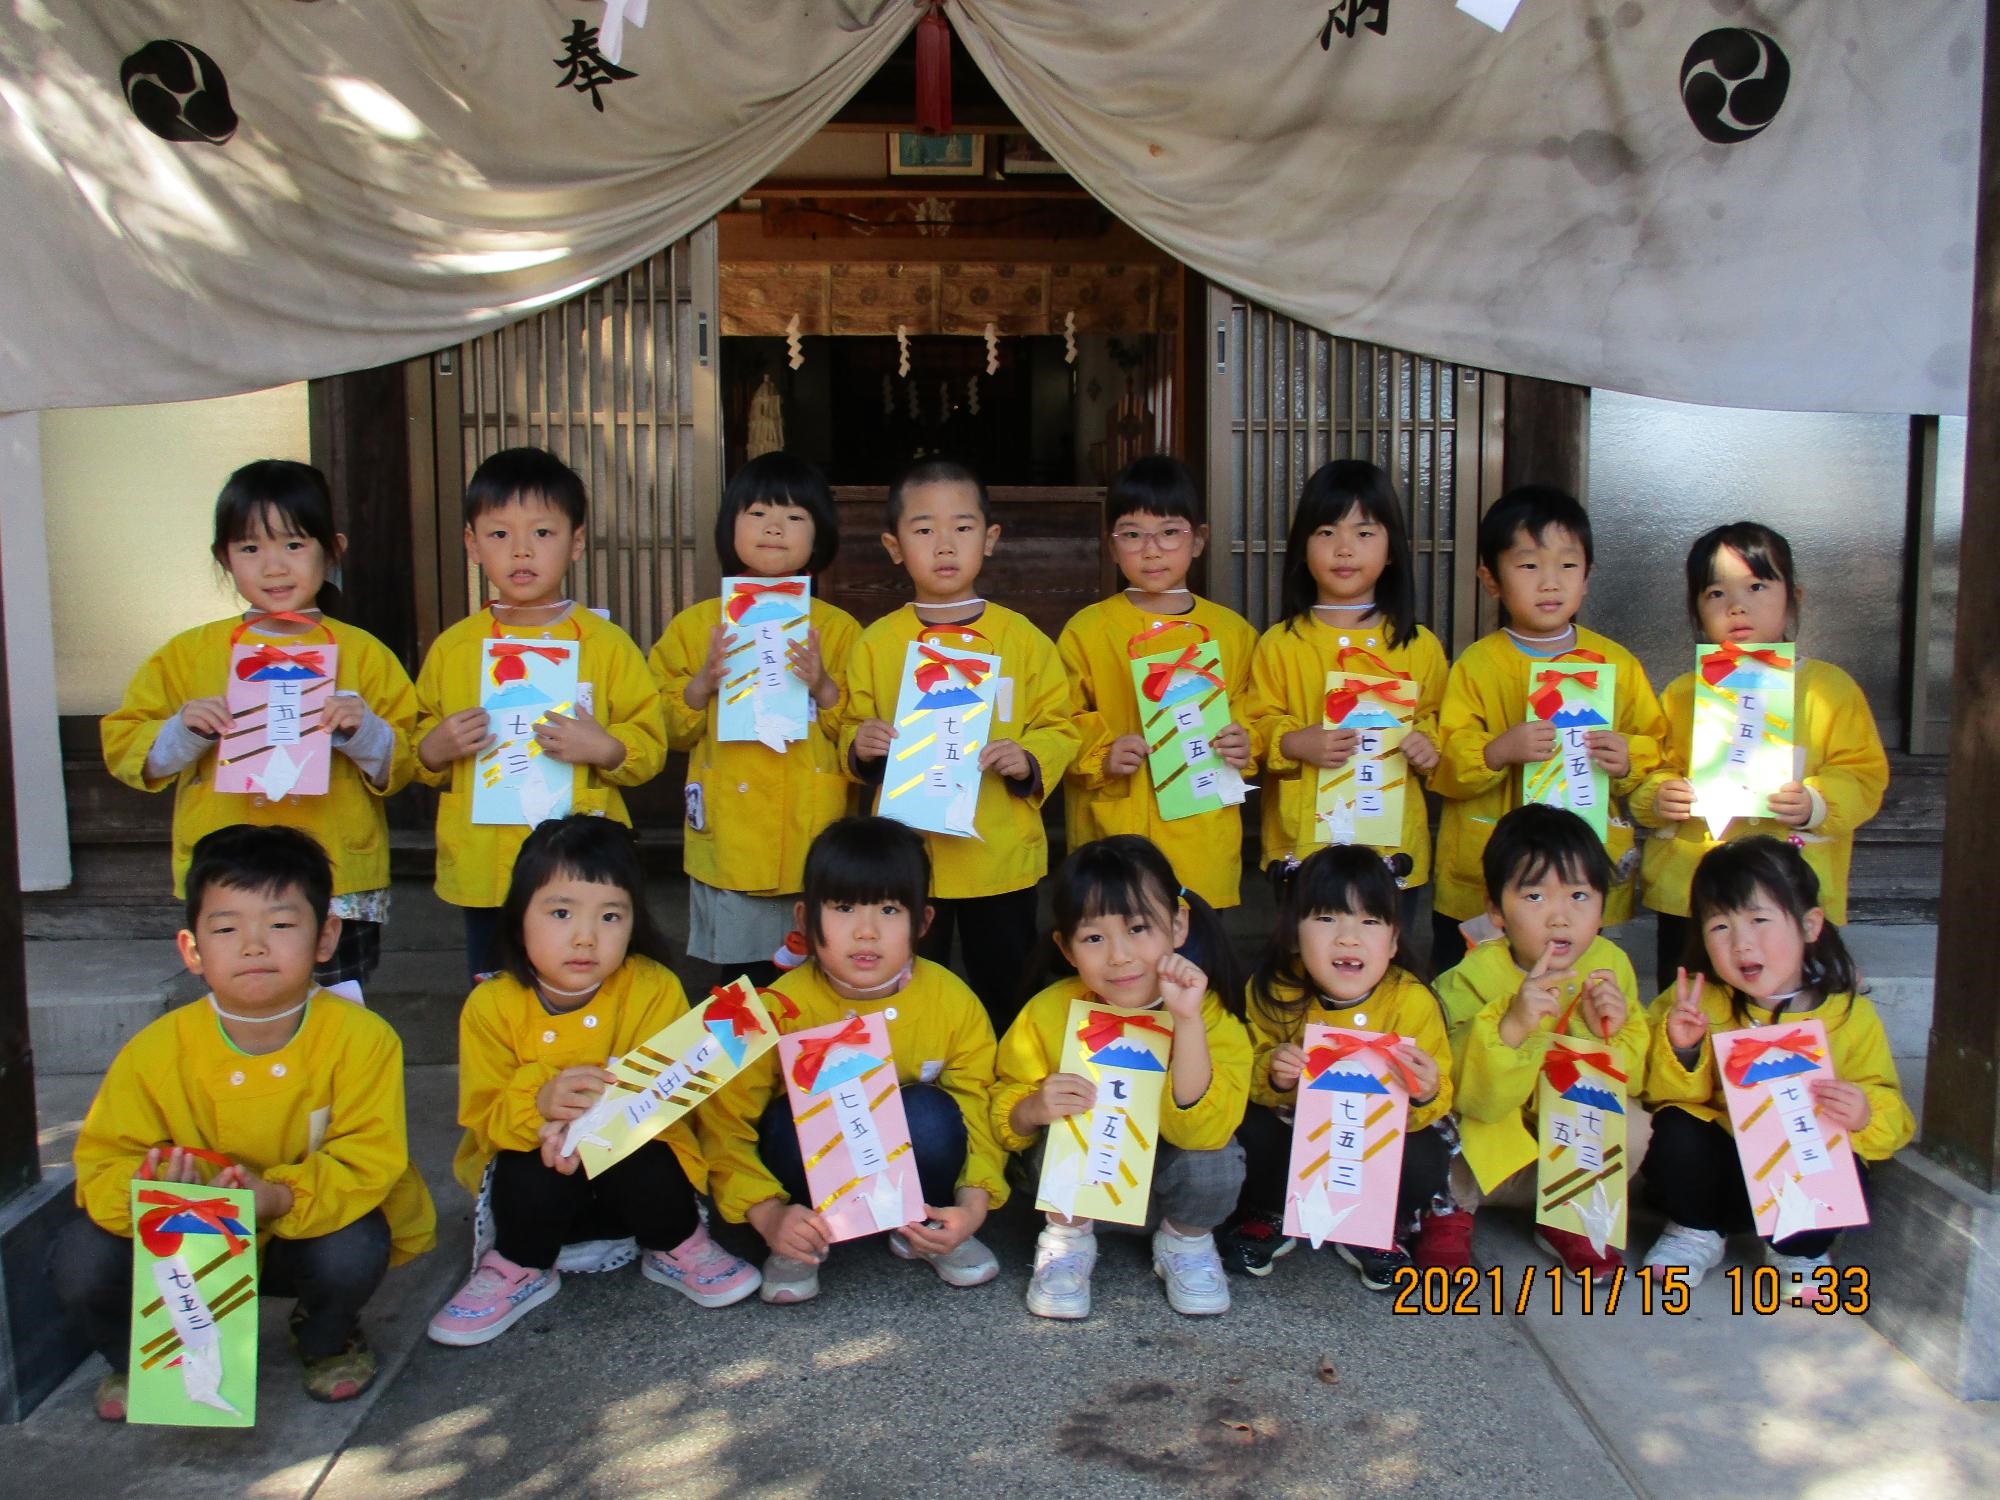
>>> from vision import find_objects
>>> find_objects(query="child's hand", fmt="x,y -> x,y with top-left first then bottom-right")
1579,969 -> 1627,1040
419,707 -> 494,771
1664,966 -> 1708,1051
1214,721 -> 1252,771
1655,778 -> 1697,821
788,628 -> 839,709
1811,1078 -> 1872,1132
212,1162 -> 294,1223
683,623 -> 734,711
536,704 -> 624,771
179,697 -> 233,740
747,1198 -> 832,1264
1394,1042 -> 1441,1103
1401,729 -> 1440,774
1485,720 -> 1557,769
1281,726 -> 1358,770
1102,733 -> 1150,778
140,1146 -> 215,1185
1586,730 -> 1630,778
537,1120 -> 584,1175
1267,1042 -> 1308,1093
321,693 -> 366,740
980,739 -> 1032,782
536,1065 -> 615,1122
1034,1071 -> 1097,1126
853,717 -> 896,763
1767,781 -> 1814,827
1499,948 -> 1567,1046
1157,953 -> 1208,1021
902,1190 -> 989,1255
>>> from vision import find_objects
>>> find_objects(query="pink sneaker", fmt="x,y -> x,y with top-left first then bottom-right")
427,1251 -> 560,1347
642,1224 -> 762,1307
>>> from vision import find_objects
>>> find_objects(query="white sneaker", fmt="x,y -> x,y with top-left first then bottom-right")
1026,1229 -> 1097,1320
1766,1247 -> 1837,1308
555,1237 -> 639,1275
1645,1222 -> 1727,1287
889,1230 -> 1000,1288
758,1253 -> 822,1305
1152,1227 -> 1230,1316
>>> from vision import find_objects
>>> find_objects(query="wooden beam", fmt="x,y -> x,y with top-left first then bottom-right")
1922,0 -> 2000,1191
0,524 -> 39,1201
1499,374 -> 1590,498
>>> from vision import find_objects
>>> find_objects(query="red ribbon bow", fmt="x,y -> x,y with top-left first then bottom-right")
1701,642 -> 1793,687
913,643 -> 990,693
1526,650 -> 1607,720
135,1187 -> 251,1259
790,1015 -> 871,1091
1335,646 -> 1399,677
704,982 -> 766,1039
1323,676 -> 1415,723
725,578 -> 806,622
1542,1044 -> 1626,1094
489,641 -> 572,685
1077,1008 -> 1175,1053
1722,1027 -> 1822,1088
233,643 -> 326,680
1306,1029 -> 1422,1096
1140,644 -> 1224,703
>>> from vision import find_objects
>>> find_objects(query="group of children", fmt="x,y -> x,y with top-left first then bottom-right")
59,441 -> 1912,1421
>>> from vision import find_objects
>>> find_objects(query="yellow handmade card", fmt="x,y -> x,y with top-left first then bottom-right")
1036,999 -> 1175,1227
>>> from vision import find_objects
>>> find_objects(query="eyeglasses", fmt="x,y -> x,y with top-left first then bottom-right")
1110,525 -> 1195,553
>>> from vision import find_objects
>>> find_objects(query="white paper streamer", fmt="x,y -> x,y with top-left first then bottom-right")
984,321 -> 999,374
1456,0 -> 1523,33
785,312 -> 803,370
896,323 -> 911,377
1063,309 -> 1078,365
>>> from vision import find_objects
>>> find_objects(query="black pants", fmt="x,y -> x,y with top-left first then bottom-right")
919,885 -> 1041,1034
315,918 -> 382,986
49,1209 -> 390,1370
1430,910 -> 1469,975
462,906 -> 502,982
1654,912 -> 1692,995
758,1082 -> 969,1212
1236,1103 -> 1452,1244
491,1139 -> 701,1271
1643,1105 -> 1870,1258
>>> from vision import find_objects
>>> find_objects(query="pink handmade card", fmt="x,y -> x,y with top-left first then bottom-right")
214,629 -> 337,800
1282,1024 -> 1411,1252
777,1012 -> 922,1242
1714,1020 -> 1869,1238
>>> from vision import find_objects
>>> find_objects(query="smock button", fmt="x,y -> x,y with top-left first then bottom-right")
1366,637 -> 1378,648
1339,635 -> 1351,647
229,1071 -> 245,1086
584,1015 -> 599,1029
542,1030 -> 556,1043
1351,1013 -> 1368,1029
738,783 -> 749,794
270,1063 -> 287,1078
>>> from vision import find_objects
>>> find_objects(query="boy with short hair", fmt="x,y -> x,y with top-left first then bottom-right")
1057,455 -> 1256,910
1429,485 -> 1667,971
1433,804 -> 1650,1281
51,825 -> 436,1420
413,447 -> 668,976
840,458 -> 1080,1030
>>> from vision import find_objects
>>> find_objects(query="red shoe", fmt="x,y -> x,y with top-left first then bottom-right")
1413,1208 -> 1476,1271
1536,1226 -> 1623,1283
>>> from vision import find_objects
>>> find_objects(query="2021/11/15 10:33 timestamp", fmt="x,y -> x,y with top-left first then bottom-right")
1389,1264 -> 1872,1316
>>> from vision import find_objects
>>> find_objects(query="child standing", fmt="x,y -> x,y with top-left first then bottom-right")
1642,838 -> 1912,1301
101,460 -> 419,988
993,837 -> 1251,1320
52,825 -> 435,1419
1430,485 -> 1668,971
702,816 -> 1009,1304
651,454 -> 860,991
1630,523 -> 1889,992
413,448 -> 668,978
841,458 -> 1079,1029
1227,846 -> 1452,1288
430,816 -> 759,1347
1246,460 -> 1447,915
1438,805 -> 1650,1282
1058,455 -> 1256,909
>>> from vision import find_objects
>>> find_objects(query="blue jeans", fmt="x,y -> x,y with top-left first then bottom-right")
758,1081 -> 968,1212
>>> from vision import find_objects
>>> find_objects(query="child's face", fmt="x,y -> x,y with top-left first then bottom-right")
1056,900 -> 1190,1009
1696,546 -> 1793,645
881,481 -> 998,603
1701,889 -> 1821,1001
732,497 -> 816,578
803,896 -> 928,996
521,876 -> 633,995
1479,524 -> 1589,632
465,493 -> 586,609
1306,508 -> 1388,608
177,880 -> 338,1014
223,514 -> 339,617
1298,906 -> 1398,1003
1488,863 -> 1604,972
1110,510 -> 1204,595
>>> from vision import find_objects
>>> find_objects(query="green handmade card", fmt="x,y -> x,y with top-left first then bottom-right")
1522,657 -> 1617,840
1129,638 -> 1243,821
127,1180 -> 258,1427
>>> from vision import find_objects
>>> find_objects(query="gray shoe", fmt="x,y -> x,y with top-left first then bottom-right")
889,1230 -> 1000,1287
758,1253 -> 822,1305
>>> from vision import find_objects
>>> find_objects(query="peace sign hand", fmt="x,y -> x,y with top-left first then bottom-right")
1665,966 -> 1708,1051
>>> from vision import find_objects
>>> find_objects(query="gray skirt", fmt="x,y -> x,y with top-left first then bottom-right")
687,878 -> 797,965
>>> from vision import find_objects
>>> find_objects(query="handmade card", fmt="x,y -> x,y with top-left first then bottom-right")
127,1180 -> 257,1427
1523,656 -> 1617,840
472,638 -> 580,826
1128,636 -> 1245,821
717,576 -> 810,752
214,637 -> 338,800
1283,1025 -> 1412,1251
1713,1019 -> 1868,1238
1692,642 -> 1796,839
1535,1044 -> 1629,1253
878,640 -> 1000,839
777,1012 -> 921,1242
561,976 -> 779,1178
1305,668 -> 1418,851
1037,999 -> 1174,1227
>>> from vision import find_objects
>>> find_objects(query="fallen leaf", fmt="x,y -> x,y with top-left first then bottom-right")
1315,1355 -> 1340,1387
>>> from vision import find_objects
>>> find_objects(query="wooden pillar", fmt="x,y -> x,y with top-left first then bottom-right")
1500,375 -> 1590,498
1922,0 -> 2000,1193
0,525 -> 40,1203
308,362 -> 421,668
